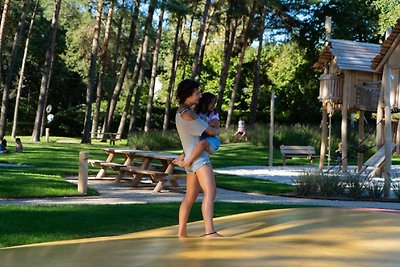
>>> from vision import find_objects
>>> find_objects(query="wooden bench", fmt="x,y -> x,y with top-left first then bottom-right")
280,145 -> 318,165
120,166 -> 186,192
88,160 -> 126,178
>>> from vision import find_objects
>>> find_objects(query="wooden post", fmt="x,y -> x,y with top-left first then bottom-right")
45,128 -> 50,142
383,64 -> 392,197
319,104 -> 327,170
341,77 -> 349,172
78,151 -> 89,194
269,91 -> 274,166
376,86 -> 384,148
357,110 -> 364,171
396,119 -> 400,156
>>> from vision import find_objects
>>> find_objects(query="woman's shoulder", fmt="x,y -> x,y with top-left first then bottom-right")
181,110 -> 198,121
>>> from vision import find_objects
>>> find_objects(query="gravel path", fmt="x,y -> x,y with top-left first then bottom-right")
0,166 -> 399,210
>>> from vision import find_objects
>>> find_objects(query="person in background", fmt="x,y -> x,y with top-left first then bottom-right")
234,117 -> 247,140
0,139 -> 9,153
15,138 -> 23,152
335,142 -> 342,165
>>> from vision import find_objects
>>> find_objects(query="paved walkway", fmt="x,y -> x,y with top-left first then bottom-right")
0,166 -> 399,210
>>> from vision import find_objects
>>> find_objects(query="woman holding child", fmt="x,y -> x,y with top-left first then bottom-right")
173,79 -> 223,238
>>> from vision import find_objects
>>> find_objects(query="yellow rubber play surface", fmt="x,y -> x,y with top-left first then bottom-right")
2,207 -> 400,267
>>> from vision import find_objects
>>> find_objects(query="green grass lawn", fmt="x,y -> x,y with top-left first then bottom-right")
0,203 -> 304,248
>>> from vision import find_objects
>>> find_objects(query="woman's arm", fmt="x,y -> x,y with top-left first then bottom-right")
204,125 -> 221,136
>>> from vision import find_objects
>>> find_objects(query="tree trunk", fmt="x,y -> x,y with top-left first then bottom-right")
225,1 -> 257,129
102,0 -> 140,137
82,0 -> 104,144
116,42 -> 143,138
181,10 -> 195,79
250,5 -> 266,126
127,0 -> 156,133
144,0 -> 165,132
31,0 -> 61,142
12,0 -> 39,138
197,0 -> 216,80
216,10 -> 238,113
0,0 -> 12,139
163,15 -> 183,132
190,0 -> 211,80
100,0 -> 125,139
1,0 -> 31,138
92,0 -> 114,139
225,42 -> 246,129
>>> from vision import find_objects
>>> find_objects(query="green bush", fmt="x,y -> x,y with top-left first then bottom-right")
220,126 -> 241,144
345,175 -> 365,199
127,130 -> 182,150
319,174 -> 346,197
295,171 -> 320,196
247,123 -> 328,150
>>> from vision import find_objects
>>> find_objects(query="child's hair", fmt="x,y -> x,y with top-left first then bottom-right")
196,92 -> 216,114
16,138 -> 21,144
175,79 -> 200,104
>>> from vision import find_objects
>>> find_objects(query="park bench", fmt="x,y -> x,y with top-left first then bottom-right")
91,132 -> 121,145
280,145 -> 318,165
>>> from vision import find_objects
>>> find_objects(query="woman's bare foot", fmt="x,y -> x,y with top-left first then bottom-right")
200,231 -> 223,238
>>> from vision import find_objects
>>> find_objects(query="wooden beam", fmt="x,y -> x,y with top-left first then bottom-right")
376,30 -> 400,72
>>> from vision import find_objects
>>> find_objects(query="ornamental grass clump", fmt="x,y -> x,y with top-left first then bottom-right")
294,171 -> 320,196
392,181 -> 400,200
366,180 -> 384,200
344,175 -> 366,199
295,171 -> 345,197
319,174 -> 346,197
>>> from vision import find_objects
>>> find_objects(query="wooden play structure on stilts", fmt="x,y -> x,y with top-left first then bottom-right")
315,16 -> 400,196
314,17 -> 381,172
372,17 -> 400,196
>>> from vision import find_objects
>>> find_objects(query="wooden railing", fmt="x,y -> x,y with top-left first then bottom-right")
318,74 -> 344,102
355,82 -> 381,111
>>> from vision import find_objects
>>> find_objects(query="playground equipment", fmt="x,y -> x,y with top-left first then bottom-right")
315,17 -> 400,196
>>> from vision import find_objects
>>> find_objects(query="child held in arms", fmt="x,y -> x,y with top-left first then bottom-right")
174,92 -> 221,168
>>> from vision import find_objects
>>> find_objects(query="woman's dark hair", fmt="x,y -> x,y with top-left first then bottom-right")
175,79 -> 200,104
196,92 -> 216,114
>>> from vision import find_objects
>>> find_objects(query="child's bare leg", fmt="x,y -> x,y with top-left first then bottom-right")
178,140 -> 210,168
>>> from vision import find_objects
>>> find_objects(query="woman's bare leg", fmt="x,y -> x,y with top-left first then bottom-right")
178,172 -> 200,237
195,164 -> 222,237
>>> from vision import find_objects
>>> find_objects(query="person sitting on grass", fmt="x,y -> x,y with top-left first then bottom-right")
174,92 -> 221,168
15,138 -> 23,152
0,139 -> 9,153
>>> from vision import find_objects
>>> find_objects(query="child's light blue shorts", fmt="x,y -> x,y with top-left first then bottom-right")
203,136 -> 221,154
185,152 -> 210,173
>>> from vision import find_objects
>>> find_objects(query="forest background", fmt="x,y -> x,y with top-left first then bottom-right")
0,0 -> 399,143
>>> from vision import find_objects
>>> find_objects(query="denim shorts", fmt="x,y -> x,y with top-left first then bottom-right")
203,136 -> 221,155
185,152 -> 210,173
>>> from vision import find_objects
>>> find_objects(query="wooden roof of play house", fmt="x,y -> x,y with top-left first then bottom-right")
371,17 -> 400,71
314,39 -> 381,73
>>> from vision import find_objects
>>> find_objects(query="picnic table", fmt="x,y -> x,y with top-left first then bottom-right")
89,148 -> 144,178
89,148 -> 186,192
120,151 -> 186,192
